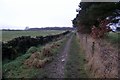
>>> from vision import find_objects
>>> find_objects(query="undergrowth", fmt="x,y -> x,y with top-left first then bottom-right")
2,35 -> 68,78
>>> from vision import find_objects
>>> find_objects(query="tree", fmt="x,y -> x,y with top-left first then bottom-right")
73,2 -> 120,34
25,26 -> 29,30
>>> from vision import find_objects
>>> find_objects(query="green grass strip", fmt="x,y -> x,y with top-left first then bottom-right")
64,33 -> 88,78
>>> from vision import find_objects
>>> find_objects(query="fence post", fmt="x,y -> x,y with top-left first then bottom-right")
86,35 -> 87,44
92,42 -> 95,55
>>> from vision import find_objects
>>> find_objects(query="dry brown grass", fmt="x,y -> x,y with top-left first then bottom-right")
36,60 -> 45,68
42,47 -> 52,57
24,57 -> 46,68
50,43 -> 60,48
24,42 -> 60,68
29,52 -> 41,59
78,33 -> 118,78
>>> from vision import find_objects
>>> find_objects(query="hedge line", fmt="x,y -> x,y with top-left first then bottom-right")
2,31 -> 70,61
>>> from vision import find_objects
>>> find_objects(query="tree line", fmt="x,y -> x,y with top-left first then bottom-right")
72,2 -> 120,38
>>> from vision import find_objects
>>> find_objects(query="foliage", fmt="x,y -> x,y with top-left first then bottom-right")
90,19 -> 112,39
72,2 -> 120,34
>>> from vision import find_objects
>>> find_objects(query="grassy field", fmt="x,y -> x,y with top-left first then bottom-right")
106,32 -> 120,44
2,30 -> 64,41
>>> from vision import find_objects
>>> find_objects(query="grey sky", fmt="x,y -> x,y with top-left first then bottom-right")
0,0 -> 80,29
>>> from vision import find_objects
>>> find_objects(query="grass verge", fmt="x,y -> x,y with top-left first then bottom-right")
2,34 -> 69,78
64,33 -> 88,78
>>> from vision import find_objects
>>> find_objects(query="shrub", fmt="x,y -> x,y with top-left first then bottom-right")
91,19 -> 111,39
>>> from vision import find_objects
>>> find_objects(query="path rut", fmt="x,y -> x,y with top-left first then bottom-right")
41,34 -> 73,78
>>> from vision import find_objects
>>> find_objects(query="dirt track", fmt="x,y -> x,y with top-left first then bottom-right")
39,34 -> 73,78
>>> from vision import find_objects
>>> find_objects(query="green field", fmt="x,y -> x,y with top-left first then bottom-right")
106,32 -> 120,44
2,30 -> 64,41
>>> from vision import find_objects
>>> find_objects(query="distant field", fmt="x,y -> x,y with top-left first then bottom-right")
2,30 -> 64,41
106,32 -> 120,44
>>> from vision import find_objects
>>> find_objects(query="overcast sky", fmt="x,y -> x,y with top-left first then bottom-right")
0,0 -> 80,29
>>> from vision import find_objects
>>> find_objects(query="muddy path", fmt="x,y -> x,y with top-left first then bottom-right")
38,34 -> 73,78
